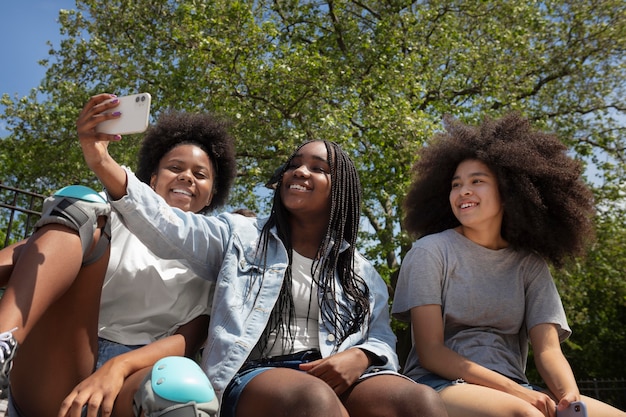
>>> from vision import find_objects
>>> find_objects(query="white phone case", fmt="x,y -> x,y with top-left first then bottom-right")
96,93 -> 152,135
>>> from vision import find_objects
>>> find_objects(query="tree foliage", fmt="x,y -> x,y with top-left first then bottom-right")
1,0 -> 625,378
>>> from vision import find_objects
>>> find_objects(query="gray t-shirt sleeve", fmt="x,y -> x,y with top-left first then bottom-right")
522,257 -> 571,342
392,238 -> 444,322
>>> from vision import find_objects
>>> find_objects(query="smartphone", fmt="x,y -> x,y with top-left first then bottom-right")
557,401 -> 588,417
95,92 -> 152,135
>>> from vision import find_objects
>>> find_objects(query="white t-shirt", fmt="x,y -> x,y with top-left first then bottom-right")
261,250 -> 321,358
392,229 -> 571,383
98,211 -> 213,345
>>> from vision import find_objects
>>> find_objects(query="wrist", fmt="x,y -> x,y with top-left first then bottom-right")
358,348 -> 384,366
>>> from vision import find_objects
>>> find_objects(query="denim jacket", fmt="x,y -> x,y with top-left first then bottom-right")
110,171 -> 400,401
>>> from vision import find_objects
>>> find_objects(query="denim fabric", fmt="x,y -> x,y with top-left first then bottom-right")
110,170 -> 400,404
96,337 -> 143,369
220,367 -> 270,417
416,373 -> 545,393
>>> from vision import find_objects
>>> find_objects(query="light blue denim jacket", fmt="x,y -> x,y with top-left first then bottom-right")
110,170 -> 400,401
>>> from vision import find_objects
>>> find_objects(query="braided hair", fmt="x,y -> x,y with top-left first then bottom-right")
256,140 -> 370,355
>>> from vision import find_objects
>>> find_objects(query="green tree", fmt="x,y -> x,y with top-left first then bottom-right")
2,0 -> 625,377
556,201 -> 626,379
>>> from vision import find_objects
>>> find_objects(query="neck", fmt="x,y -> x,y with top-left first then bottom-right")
288,216 -> 328,259
455,225 -> 508,250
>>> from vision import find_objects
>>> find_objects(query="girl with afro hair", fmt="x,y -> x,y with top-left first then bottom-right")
392,113 -> 625,417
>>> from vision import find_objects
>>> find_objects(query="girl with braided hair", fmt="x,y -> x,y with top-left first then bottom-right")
392,113 -> 625,417
79,120 -> 448,417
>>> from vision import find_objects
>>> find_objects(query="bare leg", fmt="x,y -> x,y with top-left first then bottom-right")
112,367 -> 151,417
0,220 -> 110,417
235,368 -> 348,417
341,373 -> 448,417
439,383 -> 543,417
9,247 -> 110,417
0,240 -> 27,287
0,225 -> 85,342
580,395 -> 626,417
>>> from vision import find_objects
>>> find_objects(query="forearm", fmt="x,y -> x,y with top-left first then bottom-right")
420,342 -> 522,393
410,305 -> 521,393
535,347 -> 580,400
81,146 -> 128,201
107,334 -> 188,379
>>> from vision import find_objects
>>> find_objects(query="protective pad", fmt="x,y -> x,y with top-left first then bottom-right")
134,356 -> 219,417
34,185 -> 111,265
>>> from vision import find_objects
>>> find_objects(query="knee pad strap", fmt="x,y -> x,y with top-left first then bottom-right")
34,185 -> 111,265
134,356 -> 218,417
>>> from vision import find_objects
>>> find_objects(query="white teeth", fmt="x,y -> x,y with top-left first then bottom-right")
172,189 -> 192,196
290,184 -> 307,191
461,202 -> 475,209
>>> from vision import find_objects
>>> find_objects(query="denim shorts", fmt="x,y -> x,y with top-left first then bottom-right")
8,338 -> 144,417
417,373 -> 544,392
96,337 -> 144,369
221,349 -> 322,417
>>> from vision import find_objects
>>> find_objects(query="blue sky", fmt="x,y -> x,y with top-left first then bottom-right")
0,0 -> 76,135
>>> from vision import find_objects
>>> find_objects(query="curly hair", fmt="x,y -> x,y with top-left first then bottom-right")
256,140 -> 370,356
403,112 -> 595,268
135,110 -> 237,212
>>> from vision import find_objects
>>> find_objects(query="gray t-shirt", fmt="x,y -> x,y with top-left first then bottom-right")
392,229 -> 571,383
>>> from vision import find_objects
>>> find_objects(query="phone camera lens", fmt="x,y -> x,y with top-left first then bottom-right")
574,405 -> 580,412
141,96 -> 146,102
135,97 -> 140,103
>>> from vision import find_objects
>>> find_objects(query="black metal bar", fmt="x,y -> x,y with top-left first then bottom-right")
0,184 -> 45,247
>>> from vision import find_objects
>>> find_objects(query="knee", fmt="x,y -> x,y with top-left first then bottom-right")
391,383 -> 447,417
288,381 -> 340,413
35,186 -> 111,265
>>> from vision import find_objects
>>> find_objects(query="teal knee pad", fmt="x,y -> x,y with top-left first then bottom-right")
134,356 -> 219,417
34,185 -> 111,265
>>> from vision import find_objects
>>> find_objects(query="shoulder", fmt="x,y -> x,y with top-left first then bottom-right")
405,229 -> 457,259
353,250 -> 377,273
514,249 -> 552,278
413,229 -> 457,247
218,211 -> 263,228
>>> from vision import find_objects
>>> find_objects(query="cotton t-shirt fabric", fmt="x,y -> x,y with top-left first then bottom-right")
392,228 -> 571,383
251,250 -> 321,359
98,210 -> 214,345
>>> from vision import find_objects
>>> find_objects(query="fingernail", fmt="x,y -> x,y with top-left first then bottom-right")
112,111 -> 121,116
114,135 -> 122,140
110,99 -> 119,104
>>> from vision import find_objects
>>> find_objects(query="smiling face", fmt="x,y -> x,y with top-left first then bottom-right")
150,144 -> 216,213
449,159 -> 504,234
280,141 -> 332,219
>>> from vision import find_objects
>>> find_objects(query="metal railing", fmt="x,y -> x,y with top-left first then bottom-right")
0,183 -> 44,247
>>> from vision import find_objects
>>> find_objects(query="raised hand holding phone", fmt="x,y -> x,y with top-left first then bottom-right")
77,93 -> 137,200
95,92 -> 151,135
